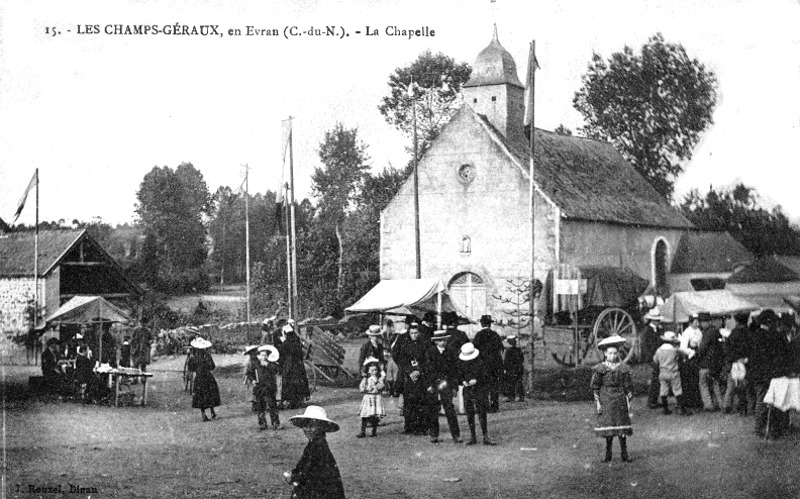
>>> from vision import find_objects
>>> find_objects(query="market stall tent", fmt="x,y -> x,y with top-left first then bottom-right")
661,290 -> 759,324
42,295 -> 132,325
345,278 -> 465,318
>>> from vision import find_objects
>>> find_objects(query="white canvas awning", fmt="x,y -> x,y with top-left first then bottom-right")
345,278 -> 463,316
661,290 -> 759,324
41,295 -> 132,327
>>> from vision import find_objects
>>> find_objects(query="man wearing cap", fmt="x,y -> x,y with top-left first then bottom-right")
696,312 -> 725,411
357,325 -> 386,377
473,315 -> 504,412
653,331 -> 687,415
397,323 -> 429,434
249,345 -> 281,430
424,329 -> 462,444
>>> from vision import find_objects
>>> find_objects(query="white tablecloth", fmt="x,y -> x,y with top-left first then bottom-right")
764,377 -> 800,412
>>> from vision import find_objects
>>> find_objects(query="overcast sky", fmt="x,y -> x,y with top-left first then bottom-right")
1,0 -> 798,226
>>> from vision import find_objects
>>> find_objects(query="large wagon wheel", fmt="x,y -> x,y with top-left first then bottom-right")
585,307 -> 637,365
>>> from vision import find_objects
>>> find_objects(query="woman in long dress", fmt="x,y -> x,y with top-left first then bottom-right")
590,335 -> 634,462
189,338 -> 221,421
279,326 -> 311,409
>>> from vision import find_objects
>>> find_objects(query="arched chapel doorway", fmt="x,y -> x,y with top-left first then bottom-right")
448,272 -> 487,336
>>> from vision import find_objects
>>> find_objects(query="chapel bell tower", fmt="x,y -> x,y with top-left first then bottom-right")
462,26 -> 526,145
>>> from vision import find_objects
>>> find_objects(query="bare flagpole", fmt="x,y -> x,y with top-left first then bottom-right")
288,119 -> 299,319
283,182 -> 293,319
244,165 -> 251,323
527,41 -> 539,395
34,168 -> 39,328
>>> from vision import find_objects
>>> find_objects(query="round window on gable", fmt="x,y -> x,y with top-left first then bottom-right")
457,164 -> 475,184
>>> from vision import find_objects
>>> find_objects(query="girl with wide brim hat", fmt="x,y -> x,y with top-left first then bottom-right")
597,335 -> 627,350
285,406 -> 345,499
289,405 -> 340,433
243,345 -> 259,356
190,337 -> 213,350
258,344 -> 280,363
590,334 -> 633,463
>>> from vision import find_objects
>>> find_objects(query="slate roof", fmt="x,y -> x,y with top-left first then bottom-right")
670,231 -> 753,274
469,109 -> 695,229
727,256 -> 799,284
0,230 -> 84,277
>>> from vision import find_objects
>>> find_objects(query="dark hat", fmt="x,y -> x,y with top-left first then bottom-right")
422,311 -> 436,323
696,312 -> 712,322
405,315 -> 419,325
479,315 -> 494,325
734,311 -> 751,324
779,313 -> 796,328
758,309 -> 778,326
46,337 -> 59,346
442,311 -> 458,326
408,321 -> 419,330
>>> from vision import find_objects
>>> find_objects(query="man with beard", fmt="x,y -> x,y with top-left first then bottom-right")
397,323 -> 429,435
472,315 -> 504,412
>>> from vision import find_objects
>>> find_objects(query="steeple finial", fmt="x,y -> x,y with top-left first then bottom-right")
493,23 -> 498,42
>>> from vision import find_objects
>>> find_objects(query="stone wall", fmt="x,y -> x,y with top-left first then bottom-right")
380,109 -> 557,329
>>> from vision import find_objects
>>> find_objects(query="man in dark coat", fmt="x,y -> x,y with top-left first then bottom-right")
722,312 -> 751,414
503,336 -> 525,401
457,342 -> 495,445
418,312 -> 436,343
397,323 -> 429,434
131,325 -> 152,372
357,325 -> 385,377
696,313 -> 725,411
279,325 -> 311,409
472,315 -> 504,412
424,329 -> 462,444
41,338 -> 65,396
750,310 -> 791,436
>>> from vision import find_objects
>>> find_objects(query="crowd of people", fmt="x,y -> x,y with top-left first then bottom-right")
640,307 -> 800,438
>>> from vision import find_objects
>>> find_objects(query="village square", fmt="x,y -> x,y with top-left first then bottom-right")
2,1 -> 800,498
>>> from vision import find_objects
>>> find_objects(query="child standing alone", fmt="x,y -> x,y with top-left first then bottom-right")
357,357 -> 386,438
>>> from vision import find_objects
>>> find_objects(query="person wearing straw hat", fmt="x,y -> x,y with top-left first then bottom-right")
458,343 -> 496,445
590,335 -> 634,462
249,345 -> 281,430
357,325 -> 386,378
642,307 -> 665,409
188,337 -> 221,422
357,357 -> 386,438
285,405 -> 345,499
653,331 -> 688,415
243,345 -> 260,412
424,329 -> 462,444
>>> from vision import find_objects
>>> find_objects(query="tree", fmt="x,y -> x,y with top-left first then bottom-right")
553,124 -> 573,137
680,183 -> 800,256
573,33 -> 718,199
311,123 -> 371,296
378,51 -> 472,159
135,163 -> 212,292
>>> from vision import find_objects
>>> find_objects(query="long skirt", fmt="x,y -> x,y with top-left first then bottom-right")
359,394 -> 386,418
192,372 -> 221,409
594,386 -> 633,437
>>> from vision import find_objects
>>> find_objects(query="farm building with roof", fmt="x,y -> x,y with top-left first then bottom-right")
379,29 -> 751,326
0,229 -> 141,338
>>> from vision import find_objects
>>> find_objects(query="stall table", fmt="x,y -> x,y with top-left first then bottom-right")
95,367 -> 154,407
763,377 -> 800,439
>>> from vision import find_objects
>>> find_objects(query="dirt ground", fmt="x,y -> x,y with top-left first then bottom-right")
4,352 -> 800,499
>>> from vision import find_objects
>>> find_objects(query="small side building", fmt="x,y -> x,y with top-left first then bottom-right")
0,230 -> 142,347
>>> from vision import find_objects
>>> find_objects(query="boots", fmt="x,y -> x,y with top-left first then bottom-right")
620,437 -> 631,462
466,428 -> 478,445
356,419 -> 367,438
482,435 -> 496,446
603,437 -> 613,462
258,414 -> 267,430
661,396 -> 673,415
677,395 -> 691,416
371,418 -> 378,437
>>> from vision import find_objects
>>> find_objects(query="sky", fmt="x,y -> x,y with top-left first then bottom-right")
1,0 -> 799,227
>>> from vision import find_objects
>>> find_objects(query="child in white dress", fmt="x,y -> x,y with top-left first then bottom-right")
357,357 -> 386,438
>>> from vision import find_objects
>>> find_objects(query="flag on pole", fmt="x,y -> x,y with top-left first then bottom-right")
14,170 -> 38,222
276,119 -> 292,204
523,41 -> 541,129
